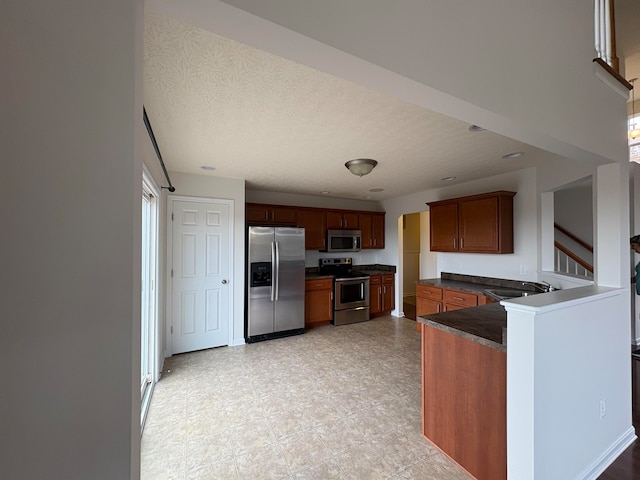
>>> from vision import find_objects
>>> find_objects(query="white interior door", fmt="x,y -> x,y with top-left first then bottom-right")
170,198 -> 232,354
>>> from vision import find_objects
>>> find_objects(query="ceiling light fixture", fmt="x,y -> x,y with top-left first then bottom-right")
630,78 -> 639,140
345,158 -> 378,176
502,151 -> 524,159
200,165 -> 216,171
369,188 -> 384,192
441,176 -> 456,182
468,125 -> 486,132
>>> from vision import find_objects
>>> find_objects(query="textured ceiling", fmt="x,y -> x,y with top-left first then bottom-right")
143,12 -> 574,201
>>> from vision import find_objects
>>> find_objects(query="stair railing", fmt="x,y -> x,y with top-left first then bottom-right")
553,223 -> 594,278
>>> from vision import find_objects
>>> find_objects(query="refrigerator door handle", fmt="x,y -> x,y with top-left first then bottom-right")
270,241 -> 276,302
274,241 -> 280,301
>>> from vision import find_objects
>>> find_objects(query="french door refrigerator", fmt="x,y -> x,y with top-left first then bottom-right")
247,226 -> 305,342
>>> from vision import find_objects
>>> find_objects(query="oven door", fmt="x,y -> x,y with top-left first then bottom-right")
334,277 -> 370,310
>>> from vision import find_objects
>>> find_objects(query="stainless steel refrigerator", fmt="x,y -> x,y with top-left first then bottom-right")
247,226 -> 305,342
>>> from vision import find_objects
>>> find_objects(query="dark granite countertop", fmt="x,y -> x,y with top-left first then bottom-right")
414,273 -> 547,352
418,303 -> 507,351
305,273 -> 334,280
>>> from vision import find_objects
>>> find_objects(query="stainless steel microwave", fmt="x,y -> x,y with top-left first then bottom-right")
326,229 -> 362,252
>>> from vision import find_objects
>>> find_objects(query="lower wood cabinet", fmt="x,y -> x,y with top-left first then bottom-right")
305,278 -> 333,327
415,284 -> 489,331
422,324 -> 506,480
370,273 -> 395,317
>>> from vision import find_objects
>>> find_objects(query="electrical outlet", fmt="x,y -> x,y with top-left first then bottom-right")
520,265 -> 527,275
600,398 -> 607,419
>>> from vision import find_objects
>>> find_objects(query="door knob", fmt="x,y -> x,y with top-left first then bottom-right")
221,279 -> 228,284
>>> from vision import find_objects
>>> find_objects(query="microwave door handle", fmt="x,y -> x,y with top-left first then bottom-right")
274,241 -> 280,301
271,241 -> 276,302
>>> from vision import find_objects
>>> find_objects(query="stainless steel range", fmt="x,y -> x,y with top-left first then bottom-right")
319,258 -> 370,326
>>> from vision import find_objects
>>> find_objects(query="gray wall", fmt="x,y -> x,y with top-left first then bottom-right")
3,1 -> 142,478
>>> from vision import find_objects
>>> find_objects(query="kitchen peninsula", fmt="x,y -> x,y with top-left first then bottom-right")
416,273 -> 531,480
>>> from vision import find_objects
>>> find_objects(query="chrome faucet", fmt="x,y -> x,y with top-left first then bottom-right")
521,281 -> 557,293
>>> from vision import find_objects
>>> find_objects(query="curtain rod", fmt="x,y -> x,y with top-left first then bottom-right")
143,107 -> 175,192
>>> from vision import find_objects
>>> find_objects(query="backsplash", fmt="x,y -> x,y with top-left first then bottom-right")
442,272 -> 546,293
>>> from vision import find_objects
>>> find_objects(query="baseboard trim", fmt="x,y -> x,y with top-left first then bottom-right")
577,427 -> 636,480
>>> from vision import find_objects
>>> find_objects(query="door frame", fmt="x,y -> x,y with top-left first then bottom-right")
165,195 -> 235,356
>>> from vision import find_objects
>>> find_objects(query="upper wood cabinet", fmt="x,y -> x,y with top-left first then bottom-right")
326,211 -> 359,229
360,212 -> 385,249
246,203 -> 298,225
427,191 -> 516,254
297,208 -> 326,250
245,203 -> 385,250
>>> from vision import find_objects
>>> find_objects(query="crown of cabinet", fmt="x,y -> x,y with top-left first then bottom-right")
427,191 -> 516,254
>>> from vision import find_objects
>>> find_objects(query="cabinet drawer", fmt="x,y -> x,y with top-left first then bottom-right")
382,273 -> 394,284
305,278 -> 333,291
369,274 -> 381,285
443,289 -> 478,307
416,284 -> 443,300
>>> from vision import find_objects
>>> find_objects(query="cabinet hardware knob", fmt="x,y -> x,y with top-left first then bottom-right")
221,279 -> 228,284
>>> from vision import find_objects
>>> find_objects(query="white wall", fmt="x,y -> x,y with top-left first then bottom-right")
247,189 -> 384,211
3,1 -> 142,478
506,287 -> 633,480
168,172 -> 247,346
382,168 -> 540,307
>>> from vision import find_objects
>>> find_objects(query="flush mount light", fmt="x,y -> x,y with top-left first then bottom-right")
200,165 -> 216,171
441,176 -> 456,182
502,152 -> 524,159
320,191 -> 330,195
345,158 -> 378,176
363,195 -> 373,199
468,124 -> 486,132
369,188 -> 384,192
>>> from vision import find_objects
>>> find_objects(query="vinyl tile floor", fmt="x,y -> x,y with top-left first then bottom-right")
141,316 -> 471,479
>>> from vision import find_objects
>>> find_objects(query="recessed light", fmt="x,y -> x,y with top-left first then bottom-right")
363,195 -> 373,199
441,176 -> 456,182
320,191 -> 330,195
468,125 -> 486,132
502,151 -> 524,159
369,188 -> 384,192
200,165 -> 216,171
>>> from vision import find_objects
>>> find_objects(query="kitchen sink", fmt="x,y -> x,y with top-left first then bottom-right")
484,288 -> 536,300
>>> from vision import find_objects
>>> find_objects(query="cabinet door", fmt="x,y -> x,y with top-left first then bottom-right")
416,297 -> 442,316
360,214 -> 373,248
271,206 -> 298,225
429,202 -> 458,252
372,214 -> 385,248
326,211 -> 343,229
246,204 -> 270,223
459,197 -> 499,252
297,209 -> 326,250
305,289 -> 333,325
382,274 -> 394,311
360,213 -> 385,249
327,211 -> 359,229
369,275 -> 382,314
343,212 -> 359,229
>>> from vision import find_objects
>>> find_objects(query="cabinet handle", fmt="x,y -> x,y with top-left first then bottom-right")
437,304 -> 441,312
452,296 -> 464,301
460,237 -> 464,248
453,237 -> 456,249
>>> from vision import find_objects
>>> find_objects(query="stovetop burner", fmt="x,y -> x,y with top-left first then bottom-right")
318,258 -> 369,280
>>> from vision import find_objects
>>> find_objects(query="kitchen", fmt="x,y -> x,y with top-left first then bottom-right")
7,2 -> 638,480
